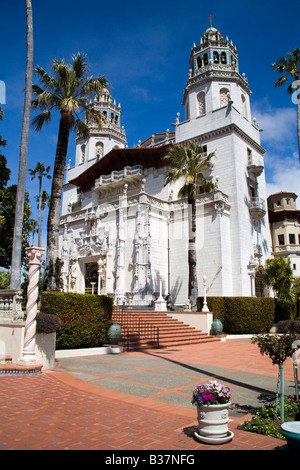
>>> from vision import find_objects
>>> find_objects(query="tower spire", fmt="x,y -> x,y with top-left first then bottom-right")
207,13 -> 215,28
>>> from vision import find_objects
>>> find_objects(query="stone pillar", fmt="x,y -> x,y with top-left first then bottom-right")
18,247 -> 45,366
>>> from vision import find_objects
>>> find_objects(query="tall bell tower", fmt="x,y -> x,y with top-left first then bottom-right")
175,23 -> 271,296
180,26 -> 251,126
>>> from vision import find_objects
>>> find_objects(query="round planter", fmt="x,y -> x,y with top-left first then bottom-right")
212,319 -> 223,335
195,402 -> 232,442
106,321 -> 122,345
281,422 -> 300,450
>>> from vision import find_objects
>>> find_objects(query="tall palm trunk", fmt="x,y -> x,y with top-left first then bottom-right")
296,79 -> 300,165
188,186 -> 198,307
10,0 -> 33,290
45,111 -> 71,290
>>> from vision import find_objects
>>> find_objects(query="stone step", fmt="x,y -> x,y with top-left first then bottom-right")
112,309 -> 218,350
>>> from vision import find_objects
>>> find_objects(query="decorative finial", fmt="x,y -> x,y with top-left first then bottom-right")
207,13 -> 215,28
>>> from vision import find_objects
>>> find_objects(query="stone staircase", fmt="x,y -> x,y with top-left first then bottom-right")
112,310 -> 220,351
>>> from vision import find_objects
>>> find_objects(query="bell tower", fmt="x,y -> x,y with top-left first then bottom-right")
175,23 -> 271,297
181,26 -> 251,123
74,88 -> 127,168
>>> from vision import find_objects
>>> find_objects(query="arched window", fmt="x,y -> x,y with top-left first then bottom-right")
80,144 -> 85,164
203,53 -> 208,65
196,56 -> 202,69
220,88 -> 230,106
220,52 -> 227,64
213,51 -> 219,63
197,92 -> 206,116
241,94 -> 248,119
95,141 -> 103,160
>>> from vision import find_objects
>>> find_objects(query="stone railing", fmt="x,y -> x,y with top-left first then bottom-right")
0,289 -> 24,320
95,165 -> 144,191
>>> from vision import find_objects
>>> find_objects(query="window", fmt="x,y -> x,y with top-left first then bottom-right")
286,199 -> 290,205
80,144 -> 85,164
196,56 -> 202,69
289,234 -> 296,244
247,148 -> 252,165
220,52 -> 227,64
277,200 -> 281,206
197,92 -> 206,116
241,94 -> 248,119
278,234 -> 285,245
293,264 -> 296,270
220,88 -> 230,106
203,53 -> 208,65
95,142 -> 103,160
213,51 -> 219,63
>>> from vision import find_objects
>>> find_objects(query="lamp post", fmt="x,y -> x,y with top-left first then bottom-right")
158,273 -> 163,300
202,275 -> 209,312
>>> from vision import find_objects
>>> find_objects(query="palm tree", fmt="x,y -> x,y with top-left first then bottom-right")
272,48 -> 300,165
29,162 -> 51,247
31,53 -> 108,290
163,142 -> 215,308
263,257 -> 294,306
10,0 -> 33,290
35,189 -> 50,247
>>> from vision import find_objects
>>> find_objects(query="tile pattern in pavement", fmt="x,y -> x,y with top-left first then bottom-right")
0,339 -> 295,451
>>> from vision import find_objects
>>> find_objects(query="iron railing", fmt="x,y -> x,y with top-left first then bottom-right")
112,308 -> 159,351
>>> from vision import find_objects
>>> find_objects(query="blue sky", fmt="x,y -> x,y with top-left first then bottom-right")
1,0 -> 300,240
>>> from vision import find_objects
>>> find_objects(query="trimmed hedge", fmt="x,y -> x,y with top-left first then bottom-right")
197,296 -> 275,334
40,292 -> 113,349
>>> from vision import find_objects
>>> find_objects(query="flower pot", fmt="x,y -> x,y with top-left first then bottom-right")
196,402 -> 231,439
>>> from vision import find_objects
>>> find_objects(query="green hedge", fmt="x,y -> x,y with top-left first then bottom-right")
40,292 -> 113,349
197,296 -> 275,334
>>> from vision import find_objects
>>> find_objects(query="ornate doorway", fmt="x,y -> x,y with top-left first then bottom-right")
85,262 -> 98,294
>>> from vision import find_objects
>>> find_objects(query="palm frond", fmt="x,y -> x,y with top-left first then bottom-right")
85,107 -> 106,128
72,52 -> 89,79
34,65 -> 58,92
75,118 -> 90,139
31,110 -> 52,131
80,76 -> 109,98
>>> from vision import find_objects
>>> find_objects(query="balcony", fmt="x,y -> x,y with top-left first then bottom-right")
95,165 -> 144,193
249,197 -> 266,221
273,244 -> 300,255
247,155 -> 264,177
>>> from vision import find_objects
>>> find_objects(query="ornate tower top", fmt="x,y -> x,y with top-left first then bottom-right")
184,25 -> 250,97
87,88 -> 126,140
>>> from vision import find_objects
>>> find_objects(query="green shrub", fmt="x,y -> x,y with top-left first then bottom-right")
36,312 -> 63,334
197,296 -> 275,334
40,292 -> 113,349
241,397 -> 300,440
276,319 -> 300,334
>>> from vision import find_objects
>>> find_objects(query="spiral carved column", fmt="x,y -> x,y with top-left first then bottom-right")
18,247 -> 45,366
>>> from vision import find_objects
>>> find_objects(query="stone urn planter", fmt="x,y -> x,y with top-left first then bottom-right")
192,380 -> 234,444
35,313 -> 62,370
35,332 -> 56,370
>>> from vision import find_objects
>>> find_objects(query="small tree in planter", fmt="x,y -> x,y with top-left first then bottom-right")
252,332 -> 300,421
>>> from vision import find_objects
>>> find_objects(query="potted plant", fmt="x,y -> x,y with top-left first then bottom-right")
191,380 -> 234,443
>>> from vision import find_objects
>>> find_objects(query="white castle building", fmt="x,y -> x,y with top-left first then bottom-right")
59,25 -> 272,307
